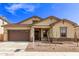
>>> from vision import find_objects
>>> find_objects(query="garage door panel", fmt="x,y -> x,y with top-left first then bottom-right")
8,30 -> 30,41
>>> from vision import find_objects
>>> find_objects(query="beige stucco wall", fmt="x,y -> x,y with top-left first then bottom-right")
50,21 -> 75,39
21,18 -> 40,24
4,28 -> 8,41
0,19 -> 8,41
0,19 -> 8,34
34,18 -> 58,26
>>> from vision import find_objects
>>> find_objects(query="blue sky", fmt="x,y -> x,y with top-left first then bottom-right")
0,3 -> 79,24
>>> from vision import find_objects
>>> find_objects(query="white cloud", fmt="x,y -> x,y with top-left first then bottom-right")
5,3 -> 39,14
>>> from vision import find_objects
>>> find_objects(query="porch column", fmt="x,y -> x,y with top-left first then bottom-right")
30,27 -> 35,42
3,29 -> 8,41
41,29 -> 43,41
30,27 -> 35,48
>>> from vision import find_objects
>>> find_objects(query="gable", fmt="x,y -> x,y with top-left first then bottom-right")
50,20 -> 76,38
20,18 -> 33,24
18,16 -> 41,24
52,20 -> 76,28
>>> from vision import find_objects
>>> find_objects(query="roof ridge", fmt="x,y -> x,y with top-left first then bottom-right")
45,16 -> 61,20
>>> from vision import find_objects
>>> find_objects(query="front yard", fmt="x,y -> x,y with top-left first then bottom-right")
26,41 -> 79,52
0,41 -> 79,56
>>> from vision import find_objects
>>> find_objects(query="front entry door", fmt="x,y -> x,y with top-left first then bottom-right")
35,29 -> 41,41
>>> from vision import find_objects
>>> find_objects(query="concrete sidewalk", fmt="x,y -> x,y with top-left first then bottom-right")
0,52 -> 79,56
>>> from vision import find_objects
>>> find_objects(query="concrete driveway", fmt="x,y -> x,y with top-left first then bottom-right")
0,42 -> 28,52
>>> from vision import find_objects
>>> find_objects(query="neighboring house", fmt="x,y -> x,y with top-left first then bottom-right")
0,16 -> 9,41
3,16 -> 79,41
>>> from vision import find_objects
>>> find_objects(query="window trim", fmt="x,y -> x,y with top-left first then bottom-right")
60,27 -> 67,38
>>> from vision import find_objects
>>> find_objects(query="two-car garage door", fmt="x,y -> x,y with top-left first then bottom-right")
8,30 -> 30,41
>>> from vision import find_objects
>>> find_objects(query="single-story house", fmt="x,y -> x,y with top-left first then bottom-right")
2,16 -> 79,41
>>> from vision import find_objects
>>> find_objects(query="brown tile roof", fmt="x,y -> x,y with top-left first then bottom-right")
50,19 -> 78,26
63,19 -> 78,26
3,16 -> 78,27
17,16 -> 61,24
3,24 -> 31,27
32,16 -> 61,25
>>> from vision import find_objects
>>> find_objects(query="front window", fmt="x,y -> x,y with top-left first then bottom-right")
43,30 -> 48,38
60,27 -> 67,37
